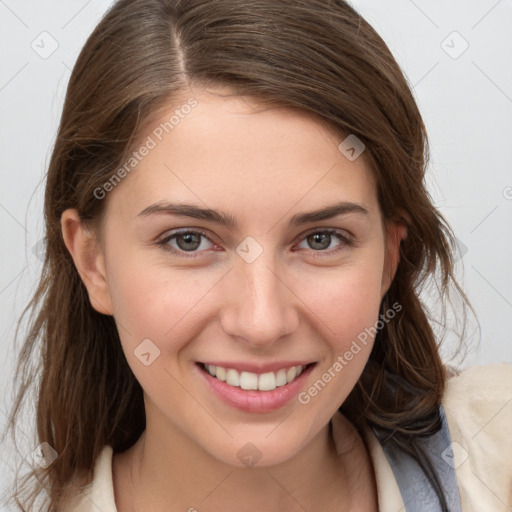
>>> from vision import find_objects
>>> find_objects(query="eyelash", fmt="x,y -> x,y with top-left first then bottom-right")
155,228 -> 355,259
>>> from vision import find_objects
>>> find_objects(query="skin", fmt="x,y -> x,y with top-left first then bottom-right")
61,86 -> 407,511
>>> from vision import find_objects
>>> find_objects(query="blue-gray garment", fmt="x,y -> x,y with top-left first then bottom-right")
371,405 -> 462,512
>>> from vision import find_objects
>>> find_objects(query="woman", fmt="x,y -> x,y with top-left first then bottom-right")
7,0 -> 511,511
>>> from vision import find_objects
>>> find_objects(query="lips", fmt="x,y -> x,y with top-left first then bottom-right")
195,361 -> 317,413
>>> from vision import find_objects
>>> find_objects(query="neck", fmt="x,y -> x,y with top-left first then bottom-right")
113,410 -> 375,512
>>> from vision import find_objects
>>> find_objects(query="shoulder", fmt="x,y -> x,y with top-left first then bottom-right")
56,446 -> 115,512
443,362 -> 512,429
444,361 -> 512,397
442,363 -> 512,511
442,362 -> 512,446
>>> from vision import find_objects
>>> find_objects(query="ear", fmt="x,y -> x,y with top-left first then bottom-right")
380,211 -> 410,299
61,208 -> 113,315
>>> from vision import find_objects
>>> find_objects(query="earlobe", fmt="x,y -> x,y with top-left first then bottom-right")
60,209 -> 113,315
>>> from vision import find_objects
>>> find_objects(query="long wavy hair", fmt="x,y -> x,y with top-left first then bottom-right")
5,0 -> 477,510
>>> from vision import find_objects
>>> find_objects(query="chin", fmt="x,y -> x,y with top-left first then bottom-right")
200,429 -> 309,469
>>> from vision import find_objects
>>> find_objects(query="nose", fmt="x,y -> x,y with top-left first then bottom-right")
219,247 -> 299,349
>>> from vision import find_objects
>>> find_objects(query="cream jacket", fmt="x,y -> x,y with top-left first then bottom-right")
68,363 -> 512,511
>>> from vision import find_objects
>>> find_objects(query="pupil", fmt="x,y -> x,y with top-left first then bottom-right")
178,233 -> 200,251
309,233 -> 330,250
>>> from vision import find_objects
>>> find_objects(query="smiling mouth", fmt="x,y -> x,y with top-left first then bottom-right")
198,362 -> 316,392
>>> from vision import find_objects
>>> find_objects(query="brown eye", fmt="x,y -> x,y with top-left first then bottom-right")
296,229 -> 352,254
157,230 -> 215,257
306,232 -> 332,251
174,232 -> 202,251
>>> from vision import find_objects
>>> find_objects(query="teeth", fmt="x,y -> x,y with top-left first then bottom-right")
239,371 -> 258,390
286,366 -> 297,382
258,371 -> 276,391
226,368 -> 240,387
275,369 -> 287,386
204,363 -> 307,391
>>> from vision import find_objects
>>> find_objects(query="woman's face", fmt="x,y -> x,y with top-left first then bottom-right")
78,87 -> 404,467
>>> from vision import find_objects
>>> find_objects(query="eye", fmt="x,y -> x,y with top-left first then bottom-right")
156,227 -> 354,259
295,228 -> 353,255
156,229 -> 216,257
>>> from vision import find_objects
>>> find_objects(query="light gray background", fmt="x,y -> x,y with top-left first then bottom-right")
1,0 -> 511,506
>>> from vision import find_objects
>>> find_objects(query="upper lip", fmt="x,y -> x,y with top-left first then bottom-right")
198,361 -> 315,374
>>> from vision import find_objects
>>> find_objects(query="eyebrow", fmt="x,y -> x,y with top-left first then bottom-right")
136,200 -> 369,228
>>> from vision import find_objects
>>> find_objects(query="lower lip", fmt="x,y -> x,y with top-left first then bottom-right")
196,363 -> 316,413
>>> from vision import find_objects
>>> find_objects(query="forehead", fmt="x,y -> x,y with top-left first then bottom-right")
105,88 -> 380,225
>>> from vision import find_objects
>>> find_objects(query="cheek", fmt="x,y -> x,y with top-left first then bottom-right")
301,258 -> 384,343
296,260 -> 384,396
106,253 -> 221,349
105,260 -> 215,401
289,263 -> 385,428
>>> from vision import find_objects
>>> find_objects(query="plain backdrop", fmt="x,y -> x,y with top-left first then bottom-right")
1,0 -> 511,507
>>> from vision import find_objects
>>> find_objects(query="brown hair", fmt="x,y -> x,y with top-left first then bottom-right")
5,0 -> 477,510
